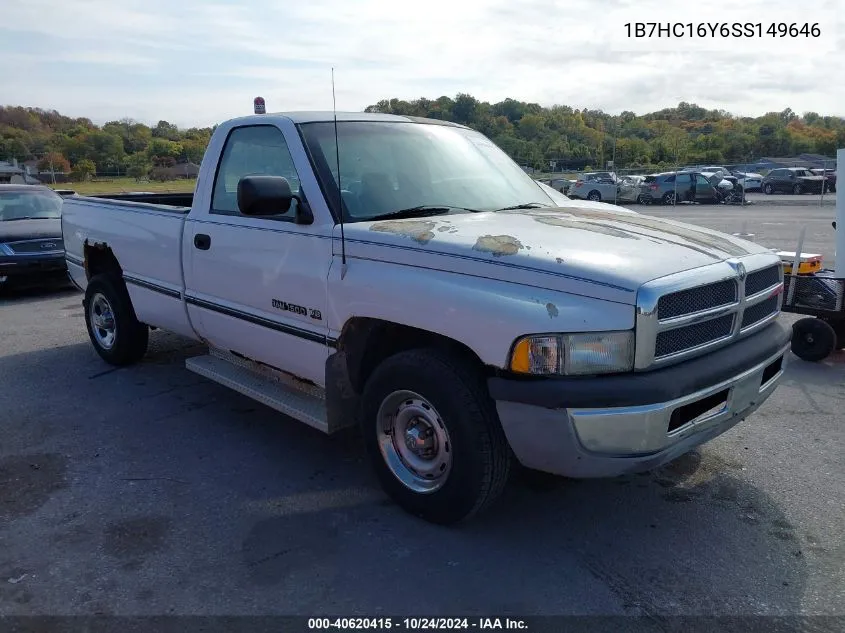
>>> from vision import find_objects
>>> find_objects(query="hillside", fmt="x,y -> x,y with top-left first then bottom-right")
2,97 -> 843,178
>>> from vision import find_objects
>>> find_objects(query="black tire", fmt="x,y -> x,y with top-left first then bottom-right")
792,183 -> 803,195
791,317 -> 836,362
360,348 -> 511,525
84,274 -> 149,366
763,183 -> 773,195
587,190 -> 601,202
662,191 -> 676,205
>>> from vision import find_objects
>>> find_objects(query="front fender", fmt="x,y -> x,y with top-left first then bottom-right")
327,258 -> 636,369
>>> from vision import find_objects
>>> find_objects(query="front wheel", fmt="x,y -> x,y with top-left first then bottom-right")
84,274 -> 149,366
793,183 -> 803,195
360,349 -> 511,525
791,317 -> 836,362
763,183 -> 774,195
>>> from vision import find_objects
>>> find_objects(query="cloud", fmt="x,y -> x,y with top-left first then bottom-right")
1,0 -> 842,127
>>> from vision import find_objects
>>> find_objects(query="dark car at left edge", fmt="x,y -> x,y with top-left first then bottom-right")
0,184 -> 68,290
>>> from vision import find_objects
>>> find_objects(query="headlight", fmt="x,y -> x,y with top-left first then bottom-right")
509,331 -> 634,376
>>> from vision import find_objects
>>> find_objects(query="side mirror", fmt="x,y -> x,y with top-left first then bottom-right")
238,175 -> 293,216
237,175 -> 313,224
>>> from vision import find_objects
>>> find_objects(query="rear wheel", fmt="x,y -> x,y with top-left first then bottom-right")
587,190 -> 601,202
662,191 -> 677,205
360,349 -> 511,525
84,274 -> 149,366
792,183 -> 803,195
791,317 -> 836,362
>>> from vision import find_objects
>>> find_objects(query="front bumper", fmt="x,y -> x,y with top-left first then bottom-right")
0,254 -> 68,286
489,321 -> 790,478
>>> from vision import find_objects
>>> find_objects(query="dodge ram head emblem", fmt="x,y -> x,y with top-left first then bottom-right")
41,242 -> 56,249
729,261 -> 747,281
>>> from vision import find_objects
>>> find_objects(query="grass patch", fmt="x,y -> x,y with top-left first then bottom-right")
49,177 -> 196,195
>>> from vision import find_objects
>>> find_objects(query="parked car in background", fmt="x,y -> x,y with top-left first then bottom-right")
542,177 -> 576,195
730,170 -> 763,192
810,168 -> 836,192
639,172 -> 721,205
0,184 -> 67,289
535,181 -> 639,214
569,172 -> 639,203
761,168 -> 827,195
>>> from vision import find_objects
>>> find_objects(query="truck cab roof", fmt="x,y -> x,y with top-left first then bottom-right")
225,111 -> 471,128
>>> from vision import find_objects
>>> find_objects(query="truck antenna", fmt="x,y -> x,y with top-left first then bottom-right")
332,68 -> 347,279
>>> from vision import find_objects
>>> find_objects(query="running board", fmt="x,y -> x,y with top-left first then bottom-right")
185,354 -> 329,433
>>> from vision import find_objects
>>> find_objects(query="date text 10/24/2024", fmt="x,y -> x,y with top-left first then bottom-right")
624,22 -> 821,38
308,618 -> 528,630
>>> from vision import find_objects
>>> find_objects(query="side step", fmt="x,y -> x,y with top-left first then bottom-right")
185,354 -> 329,433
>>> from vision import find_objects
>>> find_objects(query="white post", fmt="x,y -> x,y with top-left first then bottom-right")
836,148 -> 845,277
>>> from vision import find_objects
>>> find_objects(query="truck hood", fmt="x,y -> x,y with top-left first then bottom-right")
343,206 -> 771,304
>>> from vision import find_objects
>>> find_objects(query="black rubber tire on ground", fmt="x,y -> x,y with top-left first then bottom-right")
792,183 -> 803,195
763,183 -> 774,195
360,348 -> 511,525
662,191 -> 676,205
819,317 -> 845,350
84,274 -> 149,366
587,190 -> 601,202
791,317 -> 837,362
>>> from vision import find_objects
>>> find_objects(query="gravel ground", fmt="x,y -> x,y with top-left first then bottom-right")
0,201 -> 842,626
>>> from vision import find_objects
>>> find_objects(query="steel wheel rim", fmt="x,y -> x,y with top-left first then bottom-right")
376,390 -> 453,494
89,292 -> 117,350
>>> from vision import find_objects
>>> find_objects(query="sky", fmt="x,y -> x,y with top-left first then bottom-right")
1,0 -> 843,129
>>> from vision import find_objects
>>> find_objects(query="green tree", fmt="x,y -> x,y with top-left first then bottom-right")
72,158 -> 96,181
126,153 -> 152,179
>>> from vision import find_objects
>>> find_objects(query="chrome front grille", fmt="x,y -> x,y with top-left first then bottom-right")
657,279 -> 737,319
741,296 -> 780,330
635,254 -> 784,371
745,265 -> 781,296
655,314 -> 735,357
6,238 -> 63,254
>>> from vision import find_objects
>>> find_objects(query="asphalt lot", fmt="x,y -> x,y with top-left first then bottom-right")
0,200 -> 843,622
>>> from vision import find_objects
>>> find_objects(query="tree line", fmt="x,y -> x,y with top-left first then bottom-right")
1,97 -> 843,180
0,107 -> 214,181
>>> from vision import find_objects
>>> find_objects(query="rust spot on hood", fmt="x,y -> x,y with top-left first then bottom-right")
369,220 -> 436,244
472,235 -> 524,257
546,303 -> 559,318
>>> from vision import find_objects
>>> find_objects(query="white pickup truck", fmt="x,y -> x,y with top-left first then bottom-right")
62,111 -> 791,524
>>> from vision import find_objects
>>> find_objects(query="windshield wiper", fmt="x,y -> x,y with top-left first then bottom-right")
495,202 -> 552,211
3,216 -> 36,221
366,205 -> 480,221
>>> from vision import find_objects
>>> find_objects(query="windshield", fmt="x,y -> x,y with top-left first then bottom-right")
0,190 -> 63,221
299,121 -> 553,222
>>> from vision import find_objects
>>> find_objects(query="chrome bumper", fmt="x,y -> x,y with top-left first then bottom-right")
495,344 -> 789,478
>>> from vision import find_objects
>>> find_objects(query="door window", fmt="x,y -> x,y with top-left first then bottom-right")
211,125 -> 301,220
696,175 -> 711,187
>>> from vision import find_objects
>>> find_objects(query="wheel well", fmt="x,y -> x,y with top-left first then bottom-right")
83,242 -> 122,281
337,317 -> 491,393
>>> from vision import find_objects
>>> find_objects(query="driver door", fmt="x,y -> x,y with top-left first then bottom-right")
184,124 -> 332,386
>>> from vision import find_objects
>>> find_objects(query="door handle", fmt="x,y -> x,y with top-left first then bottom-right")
194,234 -> 211,250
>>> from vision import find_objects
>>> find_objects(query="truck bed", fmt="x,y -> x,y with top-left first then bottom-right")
89,192 -> 194,209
